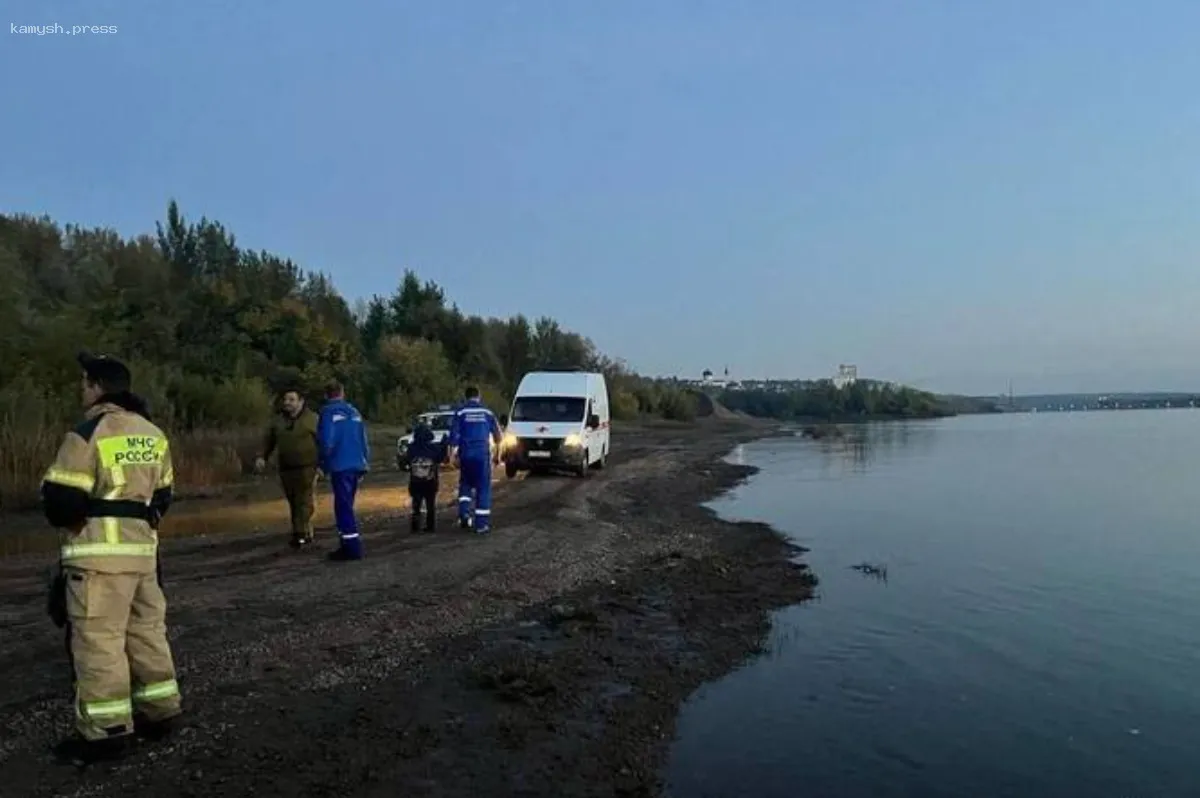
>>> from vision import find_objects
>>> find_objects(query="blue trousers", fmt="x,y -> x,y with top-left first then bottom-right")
331,471 -> 364,558
457,456 -> 492,532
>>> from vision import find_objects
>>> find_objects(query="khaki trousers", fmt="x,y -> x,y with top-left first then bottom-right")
279,467 -> 317,541
64,567 -> 182,740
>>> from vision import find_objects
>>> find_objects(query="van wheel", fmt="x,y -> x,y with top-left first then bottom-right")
505,462 -> 518,479
575,450 -> 589,478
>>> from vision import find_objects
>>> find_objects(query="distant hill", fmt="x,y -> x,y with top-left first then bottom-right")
934,394 -> 1003,415
689,390 -> 744,420
983,392 -> 1200,412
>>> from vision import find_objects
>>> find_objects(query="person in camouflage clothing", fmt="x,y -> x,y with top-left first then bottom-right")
256,388 -> 321,548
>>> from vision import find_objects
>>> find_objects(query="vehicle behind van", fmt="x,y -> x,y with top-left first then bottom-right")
500,371 -> 610,478
395,407 -> 455,470
396,405 -> 497,470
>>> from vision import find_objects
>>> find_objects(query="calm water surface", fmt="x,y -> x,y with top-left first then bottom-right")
667,411 -> 1200,798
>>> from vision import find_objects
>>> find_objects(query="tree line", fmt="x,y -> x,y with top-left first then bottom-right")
0,201 -> 697,509
0,200 -> 979,509
716,380 -> 987,420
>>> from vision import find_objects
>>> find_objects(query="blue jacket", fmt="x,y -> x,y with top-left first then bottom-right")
318,398 -> 370,474
448,398 -> 501,459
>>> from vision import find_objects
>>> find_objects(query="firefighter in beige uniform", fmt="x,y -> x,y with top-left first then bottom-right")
41,353 -> 183,764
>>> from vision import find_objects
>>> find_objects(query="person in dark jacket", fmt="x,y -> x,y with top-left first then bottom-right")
255,388 -> 321,549
406,422 -> 446,533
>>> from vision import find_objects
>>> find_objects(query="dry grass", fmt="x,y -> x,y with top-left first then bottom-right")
0,417 -> 259,512
0,413 -> 407,514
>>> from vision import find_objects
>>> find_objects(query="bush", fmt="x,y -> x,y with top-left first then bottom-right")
371,336 -> 460,423
660,389 -> 698,422
169,374 -> 273,429
0,371 -> 261,511
0,417 -> 255,511
611,389 -> 640,421
0,396 -> 65,513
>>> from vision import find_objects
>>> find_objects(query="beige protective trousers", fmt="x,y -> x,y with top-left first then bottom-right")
64,567 -> 182,740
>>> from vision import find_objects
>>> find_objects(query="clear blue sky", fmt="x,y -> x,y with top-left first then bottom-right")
4,0 -> 1199,395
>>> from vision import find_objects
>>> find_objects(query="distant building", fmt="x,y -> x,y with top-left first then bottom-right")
698,368 -> 729,390
833,364 -> 858,389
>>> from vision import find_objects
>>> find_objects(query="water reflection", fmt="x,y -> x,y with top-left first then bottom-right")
790,421 -> 939,478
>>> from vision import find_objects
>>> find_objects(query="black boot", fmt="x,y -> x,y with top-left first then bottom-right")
53,733 -> 132,766
134,712 -> 182,742
410,513 -> 421,534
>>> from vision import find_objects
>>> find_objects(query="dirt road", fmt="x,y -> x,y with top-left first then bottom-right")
0,418 -> 816,797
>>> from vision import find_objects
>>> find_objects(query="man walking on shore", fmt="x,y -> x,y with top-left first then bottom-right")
448,386 -> 503,535
255,387 -> 321,549
318,381 -> 370,561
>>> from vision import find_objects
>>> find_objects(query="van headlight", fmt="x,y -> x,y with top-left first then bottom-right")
503,433 -> 518,447
563,434 -> 581,448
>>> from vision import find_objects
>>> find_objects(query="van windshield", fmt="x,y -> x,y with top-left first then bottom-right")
511,396 -> 586,423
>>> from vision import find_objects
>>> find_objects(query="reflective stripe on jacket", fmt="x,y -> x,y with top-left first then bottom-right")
448,399 -> 502,459
40,399 -> 174,574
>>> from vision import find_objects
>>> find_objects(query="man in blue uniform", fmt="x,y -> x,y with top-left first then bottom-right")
447,386 -> 503,534
317,380 -> 370,561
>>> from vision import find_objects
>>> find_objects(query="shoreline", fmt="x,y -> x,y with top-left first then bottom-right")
0,418 -> 816,797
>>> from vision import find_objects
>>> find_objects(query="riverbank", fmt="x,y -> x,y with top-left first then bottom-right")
0,418 -> 816,797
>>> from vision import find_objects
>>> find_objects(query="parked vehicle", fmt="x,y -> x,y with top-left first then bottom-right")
500,371 -> 611,478
396,405 -> 499,470
395,407 -> 455,470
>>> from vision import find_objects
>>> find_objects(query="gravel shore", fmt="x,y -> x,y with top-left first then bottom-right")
0,418 -> 816,797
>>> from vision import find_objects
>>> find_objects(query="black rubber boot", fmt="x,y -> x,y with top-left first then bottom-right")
134,713 -> 182,743
53,734 -> 132,766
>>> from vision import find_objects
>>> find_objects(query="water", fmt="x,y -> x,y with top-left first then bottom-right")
667,411 -> 1200,798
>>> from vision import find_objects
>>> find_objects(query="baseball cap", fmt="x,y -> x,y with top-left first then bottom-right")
77,351 -> 132,392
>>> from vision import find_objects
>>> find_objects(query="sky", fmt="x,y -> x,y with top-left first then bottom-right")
3,0 -> 1200,396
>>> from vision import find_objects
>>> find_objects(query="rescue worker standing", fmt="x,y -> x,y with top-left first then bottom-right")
41,353 -> 183,764
255,387 -> 321,549
447,386 -> 503,534
318,380 -> 370,561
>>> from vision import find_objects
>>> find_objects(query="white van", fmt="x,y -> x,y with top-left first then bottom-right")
500,371 -> 611,478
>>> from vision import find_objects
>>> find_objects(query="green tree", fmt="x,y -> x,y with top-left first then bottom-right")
0,199 -> 759,508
